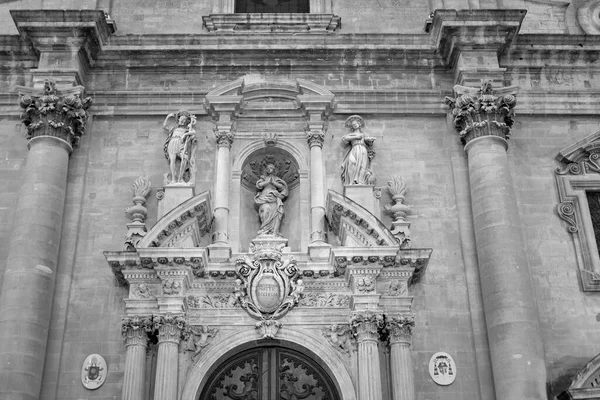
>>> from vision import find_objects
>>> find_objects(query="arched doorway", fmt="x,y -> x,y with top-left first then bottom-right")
198,345 -> 341,400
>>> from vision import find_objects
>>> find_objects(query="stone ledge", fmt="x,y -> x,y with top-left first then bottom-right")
202,13 -> 341,33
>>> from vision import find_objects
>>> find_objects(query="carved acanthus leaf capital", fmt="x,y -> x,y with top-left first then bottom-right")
153,314 -> 187,344
350,312 -> 384,342
306,130 -> 325,148
215,129 -> 235,148
445,80 -> 517,146
385,314 -> 415,345
121,315 -> 153,347
19,80 -> 92,149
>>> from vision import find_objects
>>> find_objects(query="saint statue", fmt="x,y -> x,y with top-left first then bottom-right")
341,115 -> 376,185
163,110 -> 197,185
254,163 -> 288,236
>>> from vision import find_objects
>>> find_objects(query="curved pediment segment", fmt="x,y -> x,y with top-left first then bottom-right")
137,191 -> 212,248
556,130 -> 600,175
326,190 -> 398,247
559,353 -> 600,399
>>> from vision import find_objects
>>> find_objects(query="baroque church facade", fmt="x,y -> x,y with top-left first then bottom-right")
1,1 -> 600,400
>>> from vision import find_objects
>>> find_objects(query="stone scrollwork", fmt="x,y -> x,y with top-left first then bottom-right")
132,283 -> 155,299
322,324 -> 355,355
384,280 -> 408,297
255,319 -> 281,339
234,241 -> 304,320
298,293 -> 350,308
445,80 -> 517,145
350,312 -> 384,342
578,0 -> 600,35
19,79 -> 92,149
557,201 -> 579,233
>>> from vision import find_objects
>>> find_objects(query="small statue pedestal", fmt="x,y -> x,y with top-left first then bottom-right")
250,235 -> 290,255
344,184 -> 376,216
157,183 -> 195,220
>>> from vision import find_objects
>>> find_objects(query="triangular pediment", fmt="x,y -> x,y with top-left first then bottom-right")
326,190 -> 398,247
137,191 -> 212,248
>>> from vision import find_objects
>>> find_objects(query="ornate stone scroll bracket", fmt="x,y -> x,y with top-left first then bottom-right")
445,80 -> 517,146
234,239 -> 304,320
124,176 -> 152,251
18,79 -> 92,152
256,319 -> 281,339
322,324 -> 356,355
184,325 -> 219,359
554,130 -> 600,291
384,176 -> 413,248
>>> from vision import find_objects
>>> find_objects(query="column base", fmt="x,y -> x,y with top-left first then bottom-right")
208,243 -> 232,262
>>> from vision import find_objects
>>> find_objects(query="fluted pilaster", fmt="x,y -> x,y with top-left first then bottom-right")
351,312 -> 384,400
386,314 -> 415,400
153,314 -> 187,400
121,316 -> 153,400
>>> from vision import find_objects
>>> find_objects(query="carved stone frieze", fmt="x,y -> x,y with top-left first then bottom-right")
19,80 -> 92,149
322,324 -> 355,355
297,293 -> 350,308
132,283 -> 156,299
153,314 -> 187,344
124,176 -> 152,251
184,325 -> 218,359
121,315 -> 153,347
383,280 -> 408,297
445,80 -> 517,146
355,276 -> 376,293
385,314 -> 415,345
162,279 -> 182,296
255,319 -> 281,339
234,240 -> 304,320
186,294 -> 239,309
350,312 -> 384,342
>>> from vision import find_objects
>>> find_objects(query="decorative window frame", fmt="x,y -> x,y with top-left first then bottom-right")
203,0 -> 340,32
555,131 -> 600,291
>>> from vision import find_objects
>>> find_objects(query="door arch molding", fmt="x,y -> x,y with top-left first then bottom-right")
180,327 -> 357,400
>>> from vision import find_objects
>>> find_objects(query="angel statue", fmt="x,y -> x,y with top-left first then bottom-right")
322,324 -> 354,355
254,163 -> 288,236
186,325 -> 218,359
341,115 -> 376,185
163,110 -> 197,185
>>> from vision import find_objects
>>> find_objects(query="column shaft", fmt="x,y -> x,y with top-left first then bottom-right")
308,132 -> 327,243
465,136 -> 546,400
390,343 -> 414,400
0,137 -> 70,400
122,342 -> 148,400
212,135 -> 232,246
357,340 -> 383,400
153,341 -> 179,400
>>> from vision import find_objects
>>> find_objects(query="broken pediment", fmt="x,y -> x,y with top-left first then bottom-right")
558,353 -> 600,399
137,191 -> 213,249
326,190 -> 398,247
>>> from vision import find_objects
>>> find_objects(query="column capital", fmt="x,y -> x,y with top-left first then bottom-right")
18,80 -> 92,152
214,129 -> 235,149
385,314 -> 415,346
445,80 -> 517,146
153,314 -> 187,344
306,129 -> 325,148
350,312 -> 384,342
121,315 -> 153,347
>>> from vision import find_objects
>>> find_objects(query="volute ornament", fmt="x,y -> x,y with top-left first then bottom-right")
234,241 -> 304,320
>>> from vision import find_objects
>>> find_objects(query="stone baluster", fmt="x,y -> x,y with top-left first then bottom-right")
153,314 -> 187,400
209,127 -> 234,260
350,312 -> 384,400
122,316 -> 153,400
306,129 -> 327,245
386,314 -> 415,400
447,81 -> 546,400
0,81 -> 92,400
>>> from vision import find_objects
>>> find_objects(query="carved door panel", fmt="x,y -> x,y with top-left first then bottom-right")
200,346 -> 339,400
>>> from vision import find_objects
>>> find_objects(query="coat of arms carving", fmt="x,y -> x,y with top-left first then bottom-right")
81,354 -> 108,390
234,238 -> 304,321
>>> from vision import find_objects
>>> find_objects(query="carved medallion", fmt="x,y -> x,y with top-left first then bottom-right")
429,352 -> 457,386
81,354 -> 107,390
235,238 -> 304,320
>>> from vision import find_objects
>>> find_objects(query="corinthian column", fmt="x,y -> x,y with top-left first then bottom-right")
306,129 -> 327,244
386,314 -> 415,400
153,314 -> 187,400
447,81 -> 546,400
122,316 -> 153,400
0,81 -> 91,400
350,312 -> 384,400
209,128 -> 234,260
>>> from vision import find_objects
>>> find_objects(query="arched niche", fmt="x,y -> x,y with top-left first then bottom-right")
233,141 -> 308,252
180,327 -> 357,400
